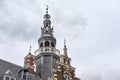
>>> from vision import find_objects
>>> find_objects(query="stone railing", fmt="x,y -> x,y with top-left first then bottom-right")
35,47 -> 60,56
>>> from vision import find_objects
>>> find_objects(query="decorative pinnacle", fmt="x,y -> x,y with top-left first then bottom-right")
64,38 -> 68,57
46,5 -> 49,14
29,45 -> 32,53
64,38 -> 66,46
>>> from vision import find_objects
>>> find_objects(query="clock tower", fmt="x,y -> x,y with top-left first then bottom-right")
35,6 -> 60,80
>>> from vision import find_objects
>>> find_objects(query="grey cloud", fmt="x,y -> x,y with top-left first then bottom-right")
0,0 -> 41,42
53,11 -> 87,40
53,9 -> 87,28
81,69 -> 120,80
0,0 -> 120,80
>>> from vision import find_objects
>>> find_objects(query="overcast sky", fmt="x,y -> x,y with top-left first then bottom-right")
0,0 -> 120,80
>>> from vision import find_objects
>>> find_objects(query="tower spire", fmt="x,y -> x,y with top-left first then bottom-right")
41,6 -> 53,36
38,6 -> 56,49
44,5 -> 51,20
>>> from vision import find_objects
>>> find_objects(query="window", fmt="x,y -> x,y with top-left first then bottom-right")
4,75 -> 16,80
45,41 -> 49,47
22,70 -> 27,80
64,74 -> 70,80
23,74 -> 26,80
51,42 -> 55,47
40,43 -> 43,47
11,78 -> 15,80
5,76 -> 9,80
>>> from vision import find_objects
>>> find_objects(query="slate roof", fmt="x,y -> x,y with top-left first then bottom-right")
0,59 -> 22,78
0,59 -> 39,80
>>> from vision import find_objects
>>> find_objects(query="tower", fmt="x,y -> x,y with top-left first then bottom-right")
35,6 -> 60,80
24,46 -> 35,74
19,46 -> 35,80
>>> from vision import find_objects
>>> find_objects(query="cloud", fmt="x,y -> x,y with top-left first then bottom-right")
0,0 -> 87,44
0,0 -> 120,80
0,0 -> 42,43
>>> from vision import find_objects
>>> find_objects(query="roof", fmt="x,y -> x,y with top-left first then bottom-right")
0,59 -> 22,77
0,59 -> 39,80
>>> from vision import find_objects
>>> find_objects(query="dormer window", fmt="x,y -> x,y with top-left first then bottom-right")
4,70 -> 16,80
19,69 -> 28,80
4,75 -> 16,80
23,74 -> 26,80
4,76 -> 9,80
11,78 -> 15,80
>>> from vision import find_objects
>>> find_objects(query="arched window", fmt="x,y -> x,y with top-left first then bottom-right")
45,41 -> 49,47
40,43 -> 43,47
51,42 -> 55,47
64,74 -> 70,80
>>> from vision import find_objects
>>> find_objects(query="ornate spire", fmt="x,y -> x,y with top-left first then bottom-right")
38,6 -> 56,49
41,6 -> 53,35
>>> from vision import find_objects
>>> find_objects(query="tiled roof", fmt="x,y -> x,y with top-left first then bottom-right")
0,59 -> 22,77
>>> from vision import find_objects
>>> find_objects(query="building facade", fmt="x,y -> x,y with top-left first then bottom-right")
0,7 -> 80,80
